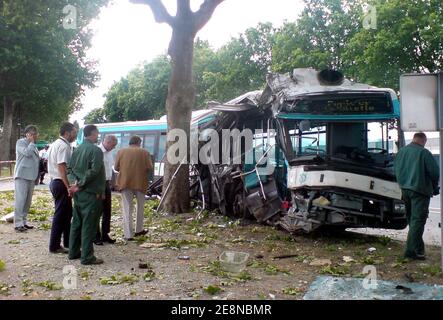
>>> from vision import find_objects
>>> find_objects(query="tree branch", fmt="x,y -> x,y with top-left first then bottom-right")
193,0 -> 225,33
130,0 -> 175,26
177,0 -> 192,18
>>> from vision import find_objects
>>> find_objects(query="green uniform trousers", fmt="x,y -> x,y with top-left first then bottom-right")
69,191 -> 102,264
402,189 -> 430,257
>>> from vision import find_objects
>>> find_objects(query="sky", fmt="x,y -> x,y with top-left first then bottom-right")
70,0 -> 305,124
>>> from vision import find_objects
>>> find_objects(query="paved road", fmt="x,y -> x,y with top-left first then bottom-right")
348,195 -> 441,246
0,178 -> 441,245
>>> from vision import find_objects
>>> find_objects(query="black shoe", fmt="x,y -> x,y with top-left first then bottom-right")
15,226 -> 27,232
24,224 -> 34,229
69,254 -> 81,260
404,254 -> 426,261
82,258 -> 104,265
93,239 -> 104,246
103,236 -> 116,244
134,229 -> 148,237
50,247 -> 69,254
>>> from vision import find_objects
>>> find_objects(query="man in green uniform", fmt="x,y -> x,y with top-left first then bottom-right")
394,132 -> 439,260
67,125 -> 106,265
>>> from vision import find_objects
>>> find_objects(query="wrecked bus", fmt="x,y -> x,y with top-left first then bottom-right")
184,68 -> 407,233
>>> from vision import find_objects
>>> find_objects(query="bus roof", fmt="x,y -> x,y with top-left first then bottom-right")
77,109 -> 216,144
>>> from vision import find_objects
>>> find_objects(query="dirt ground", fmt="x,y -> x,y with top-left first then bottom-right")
0,189 -> 442,300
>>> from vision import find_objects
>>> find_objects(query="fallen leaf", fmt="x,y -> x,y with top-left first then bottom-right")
309,259 -> 332,266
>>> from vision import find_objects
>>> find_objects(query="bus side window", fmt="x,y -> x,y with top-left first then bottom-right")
121,133 -> 131,148
157,133 -> 167,161
111,133 -> 122,160
143,134 -> 156,156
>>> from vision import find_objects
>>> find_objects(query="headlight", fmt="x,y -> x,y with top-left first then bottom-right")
394,202 -> 405,214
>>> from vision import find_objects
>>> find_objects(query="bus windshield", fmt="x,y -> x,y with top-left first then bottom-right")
282,119 -> 399,168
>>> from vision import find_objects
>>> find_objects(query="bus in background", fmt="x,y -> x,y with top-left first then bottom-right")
76,109 -> 216,182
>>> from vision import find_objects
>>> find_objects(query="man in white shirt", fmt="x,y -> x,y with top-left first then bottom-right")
94,134 -> 118,245
47,122 -> 77,254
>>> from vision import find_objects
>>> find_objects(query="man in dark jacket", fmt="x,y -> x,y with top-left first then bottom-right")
394,132 -> 439,260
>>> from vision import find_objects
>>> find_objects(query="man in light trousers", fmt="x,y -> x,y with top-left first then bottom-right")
114,135 -> 152,240
14,125 -> 40,232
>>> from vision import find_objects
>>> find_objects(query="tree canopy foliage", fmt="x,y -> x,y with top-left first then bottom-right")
92,0 -> 442,124
0,0 -> 108,158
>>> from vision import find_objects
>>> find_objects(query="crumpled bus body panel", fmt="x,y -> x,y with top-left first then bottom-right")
152,68 -> 407,234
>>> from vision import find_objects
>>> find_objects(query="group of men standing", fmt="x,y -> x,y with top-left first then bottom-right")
13,123 -> 153,265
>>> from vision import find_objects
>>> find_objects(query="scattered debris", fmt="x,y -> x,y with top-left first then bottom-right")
342,256 -> 355,263
178,256 -> 190,261
139,262 -> 149,269
309,259 -> 332,267
395,285 -> 413,294
404,273 -> 415,283
312,196 -> 331,206
272,254 -> 299,260
0,212 -> 14,223
139,242 -> 167,249
255,254 -> 264,259
368,247 -> 377,253
219,251 -> 249,274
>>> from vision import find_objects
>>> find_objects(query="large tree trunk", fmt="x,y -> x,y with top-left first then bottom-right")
133,0 -> 224,213
0,96 -> 14,161
162,24 -> 195,213
9,102 -> 20,160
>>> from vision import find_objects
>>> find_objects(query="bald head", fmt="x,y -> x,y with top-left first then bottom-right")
103,134 -> 118,151
412,132 -> 427,147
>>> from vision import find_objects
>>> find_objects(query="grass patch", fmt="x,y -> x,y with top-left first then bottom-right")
282,287 -> 301,296
144,199 -> 160,217
99,273 -> 139,285
0,192 -> 14,202
264,263 -> 291,275
248,260 -> 292,275
164,237 -> 211,249
80,271 -> 91,281
36,281 -> 62,291
264,233 -> 295,243
0,283 -> 14,296
204,285 -> 222,295
0,259 -> 5,271
3,207 -> 14,214
319,265 -> 350,276
421,265 -> 443,277
376,236 -> 392,246
38,223 -> 51,231
361,255 -> 384,265
7,240 -> 20,245
142,263 -> 156,282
